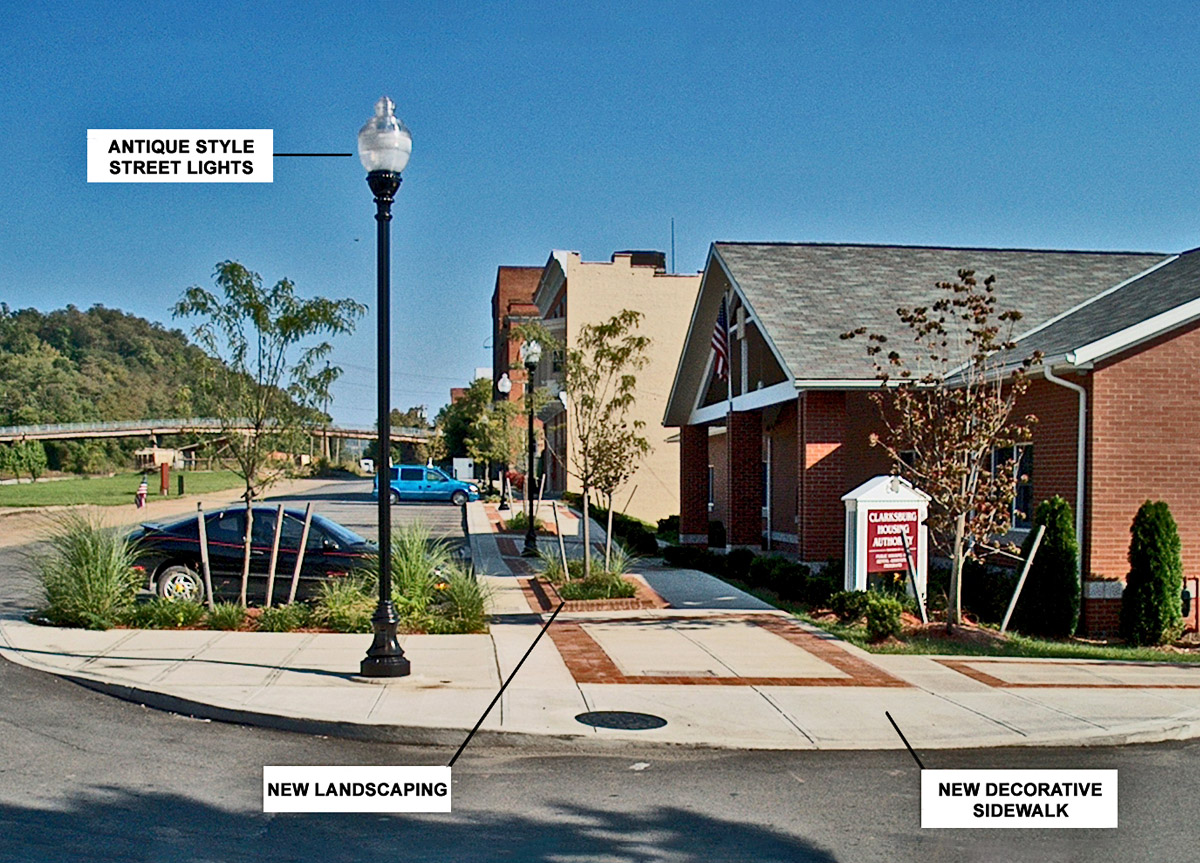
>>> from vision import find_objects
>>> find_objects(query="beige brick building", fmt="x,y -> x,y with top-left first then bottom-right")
516,250 -> 700,524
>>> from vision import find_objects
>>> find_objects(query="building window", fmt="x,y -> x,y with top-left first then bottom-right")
992,445 -> 1033,530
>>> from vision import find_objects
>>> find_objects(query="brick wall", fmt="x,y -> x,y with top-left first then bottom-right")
726,411 -> 763,547
679,424 -> 709,544
799,392 -> 847,559
1088,321 -> 1200,582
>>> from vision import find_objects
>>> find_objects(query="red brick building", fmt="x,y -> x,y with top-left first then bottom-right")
491,265 -> 543,402
664,242 -> 1200,633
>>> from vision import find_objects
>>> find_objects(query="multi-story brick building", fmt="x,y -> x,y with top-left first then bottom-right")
664,241 -> 1200,634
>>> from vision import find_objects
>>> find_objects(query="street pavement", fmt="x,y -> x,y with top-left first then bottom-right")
3,485 -> 1200,753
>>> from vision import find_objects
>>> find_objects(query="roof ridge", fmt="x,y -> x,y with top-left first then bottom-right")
712,240 -> 1166,256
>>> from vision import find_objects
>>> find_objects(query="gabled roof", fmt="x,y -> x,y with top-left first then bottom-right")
1003,247 -> 1200,367
665,242 -> 1167,426
715,242 -> 1166,380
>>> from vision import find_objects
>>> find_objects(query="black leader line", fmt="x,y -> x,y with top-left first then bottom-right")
448,601 -> 565,768
886,711 -> 925,771
273,153 -> 353,157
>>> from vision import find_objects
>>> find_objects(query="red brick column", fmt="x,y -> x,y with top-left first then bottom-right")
799,391 -> 847,560
726,411 -> 763,548
679,424 -> 709,545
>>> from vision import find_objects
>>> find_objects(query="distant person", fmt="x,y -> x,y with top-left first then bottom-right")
135,474 -> 148,509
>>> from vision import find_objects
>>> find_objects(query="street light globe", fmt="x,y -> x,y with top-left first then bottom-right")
357,96 -> 412,174
497,373 -> 512,395
521,340 -> 542,368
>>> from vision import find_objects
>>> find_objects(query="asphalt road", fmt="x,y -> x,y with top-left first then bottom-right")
4,496 -> 1200,861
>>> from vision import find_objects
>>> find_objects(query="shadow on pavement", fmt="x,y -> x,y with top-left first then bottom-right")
0,790 -> 838,863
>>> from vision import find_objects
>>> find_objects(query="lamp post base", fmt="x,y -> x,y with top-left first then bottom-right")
360,601 -> 411,677
522,531 -> 539,557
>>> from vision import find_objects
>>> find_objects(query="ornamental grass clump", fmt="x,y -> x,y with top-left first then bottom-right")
123,597 -> 206,629
36,512 -> 143,629
311,578 -> 375,633
257,603 -> 311,633
206,602 -> 248,631
352,523 -> 490,633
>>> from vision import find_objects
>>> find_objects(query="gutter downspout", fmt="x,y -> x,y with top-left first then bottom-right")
1042,365 -> 1086,569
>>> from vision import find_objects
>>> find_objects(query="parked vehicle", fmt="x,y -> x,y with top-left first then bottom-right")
129,507 -> 375,603
372,465 -> 480,506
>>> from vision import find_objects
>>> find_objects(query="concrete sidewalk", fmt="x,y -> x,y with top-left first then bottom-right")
3,500 -> 1200,751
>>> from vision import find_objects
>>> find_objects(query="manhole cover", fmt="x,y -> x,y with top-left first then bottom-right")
575,711 -> 667,730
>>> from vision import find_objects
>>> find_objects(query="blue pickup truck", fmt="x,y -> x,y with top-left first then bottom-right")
372,465 -> 480,506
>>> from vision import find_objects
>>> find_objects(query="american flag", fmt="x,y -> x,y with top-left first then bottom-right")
712,297 -> 729,380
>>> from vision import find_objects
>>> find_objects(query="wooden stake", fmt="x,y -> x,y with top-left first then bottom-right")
286,502 -> 314,606
264,503 -> 284,609
1001,524 -> 1046,634
900,528 -> 927,624
552,500 -> 569,576
196,503 -> 214,611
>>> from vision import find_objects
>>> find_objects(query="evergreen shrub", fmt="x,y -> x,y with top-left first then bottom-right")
1011,496 -> 1080,637
864,594 -> 904,641
1120,500 -> 1184,646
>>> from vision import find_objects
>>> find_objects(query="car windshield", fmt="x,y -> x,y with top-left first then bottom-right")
311,514 -> 369,547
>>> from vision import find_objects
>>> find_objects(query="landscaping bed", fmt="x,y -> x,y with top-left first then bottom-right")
524,575 -> 666,613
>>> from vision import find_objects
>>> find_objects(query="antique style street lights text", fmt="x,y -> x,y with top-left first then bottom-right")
358,96 -> 412,678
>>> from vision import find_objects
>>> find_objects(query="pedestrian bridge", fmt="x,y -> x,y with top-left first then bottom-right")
0,419 -> 432,444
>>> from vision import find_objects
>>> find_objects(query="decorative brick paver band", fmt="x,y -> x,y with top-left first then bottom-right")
544,613 -> 909,687
936,658 -> 1200,689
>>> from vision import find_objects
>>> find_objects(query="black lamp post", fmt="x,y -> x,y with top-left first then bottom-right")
358,96 -> 412,678
521,340 -> 542,557
496,372 -> 512,511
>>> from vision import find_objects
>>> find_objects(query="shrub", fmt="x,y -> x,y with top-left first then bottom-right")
656,515 -> 679,542
1010,496 -> 1080,637
123,597 -> 206,629
864,594 -> 904,642
426,566 -> 491,633
961,559 -> 1017,624
708,520 -> 726,548
662,544 -> 724,575
503,510 -> 549,533
1121,501 -> 1184,646
805,564 -> 840,608
206,602 -> 247,631
312,578 -> 374,633
558,573 -> 637,601
37,513 -> 143,629
830,590 -> 870,624
257,603 -> 311,632
724,547 -> 757,581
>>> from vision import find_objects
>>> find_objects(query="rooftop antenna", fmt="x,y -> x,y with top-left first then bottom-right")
670,217 -> 676,274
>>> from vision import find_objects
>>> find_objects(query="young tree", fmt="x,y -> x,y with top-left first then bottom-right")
1120,500 -> 1184,646
842,270 -> 1041,625
557,310 -> 651,577
1011,496 -> 1080,637
174,261 -> 365,605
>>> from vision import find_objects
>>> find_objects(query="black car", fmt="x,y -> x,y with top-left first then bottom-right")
130,506 -> 376,604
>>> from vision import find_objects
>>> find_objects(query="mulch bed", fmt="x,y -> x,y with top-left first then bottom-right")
524,576 -> 668,613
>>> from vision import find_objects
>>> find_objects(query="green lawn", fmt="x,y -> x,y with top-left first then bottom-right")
0,471 -> 244,507
710,571 -> 1200,664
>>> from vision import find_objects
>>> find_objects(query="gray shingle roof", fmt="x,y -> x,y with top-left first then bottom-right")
713,242 -> 1166,380
1008,247 -> 1200,362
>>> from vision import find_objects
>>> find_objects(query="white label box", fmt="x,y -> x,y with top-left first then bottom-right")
263,765 -> 451,813
921,769 -> 1117,829
87,129 -> 273,182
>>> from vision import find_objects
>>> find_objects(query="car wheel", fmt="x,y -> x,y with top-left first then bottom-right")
451,490 -> 468,507
157,564 -> 204,602
390,490 -> 401,504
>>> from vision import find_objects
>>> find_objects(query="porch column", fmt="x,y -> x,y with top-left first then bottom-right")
726,410 -> 763,548
679,424 -> 709,546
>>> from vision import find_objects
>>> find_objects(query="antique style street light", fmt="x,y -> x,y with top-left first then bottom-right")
358,96 -> 412,678
496,372 -> 512,511
520,340 -> 542,556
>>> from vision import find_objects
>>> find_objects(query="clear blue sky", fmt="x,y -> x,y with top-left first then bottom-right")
3,1 -> 1200,426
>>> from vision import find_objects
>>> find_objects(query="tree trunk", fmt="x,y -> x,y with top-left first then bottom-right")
239,490 -> 253,607
604,492 -> 614,571
949,512 -> 966,627
581,484 -> 592,578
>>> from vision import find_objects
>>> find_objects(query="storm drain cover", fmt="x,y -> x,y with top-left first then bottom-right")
575,711 -> 667,730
